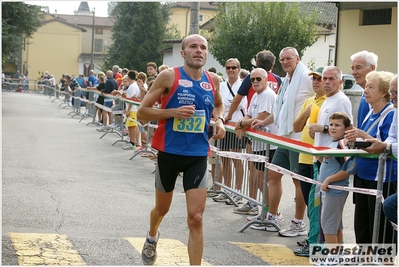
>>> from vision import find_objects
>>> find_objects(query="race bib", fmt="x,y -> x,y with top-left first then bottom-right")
173,110 -> 205,133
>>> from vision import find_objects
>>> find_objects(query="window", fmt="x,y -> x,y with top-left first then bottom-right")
362,9 -> 392,25
199,14 -> 204,22
94,39 -> 103,52
95,27 -> 103,34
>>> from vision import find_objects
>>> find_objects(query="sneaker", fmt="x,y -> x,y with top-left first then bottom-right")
297,238 -> 307,247
225,194 -> 243,205
250,214 -> 281,232
213,191 -> 229,202
247,211 -> 284,224
278,220 -> 308,237
294,242 -> 309,257
97,125 -> 109,132
122,143 -> 136,150
207,188 -> 217,198
142,232 -> 159,265
233,201 -> 258,215
110,123 -> 118,129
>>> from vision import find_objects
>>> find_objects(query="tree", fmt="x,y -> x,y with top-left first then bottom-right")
102,2 -> 171,72
209,2 -> 320,74
2,2 -> 44,66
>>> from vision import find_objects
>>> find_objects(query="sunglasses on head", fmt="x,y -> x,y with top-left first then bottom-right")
250,77 -> 263,83
226,66 -> 238,70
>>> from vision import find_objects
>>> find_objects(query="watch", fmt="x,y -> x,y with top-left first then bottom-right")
323,125 -> 329,134
384,142 -> 392,154
217,117 -> 225,124
239,120 -> 243,127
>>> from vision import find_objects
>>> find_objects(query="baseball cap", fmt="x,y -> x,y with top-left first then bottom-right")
308,66 -> 325,77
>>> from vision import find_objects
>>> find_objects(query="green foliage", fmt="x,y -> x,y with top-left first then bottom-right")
103,2 -> 169,72
2,2 -> 44,65
209,2 -> 319,73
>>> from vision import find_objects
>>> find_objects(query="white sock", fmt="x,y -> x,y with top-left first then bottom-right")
147,231 -> 158,243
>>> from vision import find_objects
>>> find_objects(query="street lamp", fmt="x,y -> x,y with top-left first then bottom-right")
90,7 -> 95,70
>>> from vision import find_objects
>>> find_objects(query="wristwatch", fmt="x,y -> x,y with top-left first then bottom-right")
384,142 -> 392,154
217,117 -> 225,124
239,120 -> 243,127
323,125 -> 329,134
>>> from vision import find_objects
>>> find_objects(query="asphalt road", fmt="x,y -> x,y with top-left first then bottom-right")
2,91 -> 356,266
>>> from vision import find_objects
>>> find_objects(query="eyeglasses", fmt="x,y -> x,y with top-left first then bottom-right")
279,55 -> 297,62
311,76 -> 322,82
226,66 -> 238,70
250,77 -> 263,83
389,90 -> 397,96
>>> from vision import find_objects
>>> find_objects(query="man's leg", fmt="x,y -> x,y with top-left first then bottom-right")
267,169 -> 283,215
149,189 -> 173,237
185,187 -> 207,265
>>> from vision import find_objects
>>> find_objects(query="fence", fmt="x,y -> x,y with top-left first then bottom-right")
22,86 -> 397,246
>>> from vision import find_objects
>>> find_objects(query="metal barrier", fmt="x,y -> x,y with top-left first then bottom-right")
40,87 -> 396,245
207,121 -> 396,242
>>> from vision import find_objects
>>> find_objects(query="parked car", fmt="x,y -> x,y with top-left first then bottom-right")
342,74 -> 360,90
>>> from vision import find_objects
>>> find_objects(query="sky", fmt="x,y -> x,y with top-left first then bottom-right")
25,1 -> 110,17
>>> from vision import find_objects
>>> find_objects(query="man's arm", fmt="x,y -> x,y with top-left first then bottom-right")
209,72 -> 225,140
293,103 -> 311,133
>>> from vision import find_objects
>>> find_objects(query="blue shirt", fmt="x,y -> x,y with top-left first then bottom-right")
319,140 -> 349,196
357,104 -> 396,181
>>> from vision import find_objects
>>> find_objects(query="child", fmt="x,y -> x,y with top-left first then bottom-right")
318,112 -> 351,265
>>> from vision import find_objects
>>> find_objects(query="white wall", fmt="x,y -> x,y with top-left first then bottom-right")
302,32 -> 336,71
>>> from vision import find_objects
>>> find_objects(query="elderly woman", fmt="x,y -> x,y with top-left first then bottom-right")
345,71 -> 396,244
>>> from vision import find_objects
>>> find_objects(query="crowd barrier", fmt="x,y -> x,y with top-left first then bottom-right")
34,85 -> 396,246
208,121 -> 396,245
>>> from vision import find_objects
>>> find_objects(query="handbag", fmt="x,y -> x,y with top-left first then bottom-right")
342,106 -> 394,174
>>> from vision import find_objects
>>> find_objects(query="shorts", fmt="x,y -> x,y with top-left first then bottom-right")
97,95 -> 104,105
219,131 -> 243,150
125,110 -> 138,127
208,138 -> 221,165
271,147 -> 300,174
138,123 -> 146,133
155,151 -> 208,192
253,149 -> 276,171
320,192 -> 348,234
104,98 -> 113,108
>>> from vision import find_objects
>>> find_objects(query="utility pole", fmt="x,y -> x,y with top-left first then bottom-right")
189,2 -> 200,35
90,7 -> 95,70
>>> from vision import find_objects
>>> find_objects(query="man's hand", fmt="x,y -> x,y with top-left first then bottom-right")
308,123 -> 323,139
251,118 -> 265,128
363,138 -> 386,154
212,120 -> 225,140
173,105 -> 196,119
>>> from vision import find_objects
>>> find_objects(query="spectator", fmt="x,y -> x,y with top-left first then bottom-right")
252,47 -> 313,237
235,68 -> 278,220
318,112 -> 352,265
122,70 -> 141,150
228,50 -> 282,216
93,72 -> 106,125
146,62 -> 158,78
350,50 -> 378,128
292,66 -> 326,257
158,64 -> 169,73
364,75 -> 398,231
239,69 -> 249,80
97,70 -> 117,131
213,58 -> 246,206
345,71 -> 396,244
112,65 -> 123,87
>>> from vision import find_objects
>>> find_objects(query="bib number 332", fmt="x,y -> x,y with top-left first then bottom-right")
173,110 -> 205,133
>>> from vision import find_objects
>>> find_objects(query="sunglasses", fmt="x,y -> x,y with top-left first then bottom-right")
250,77 -> 263,83
226,66 -> 238,70
311,76 -> 322,81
